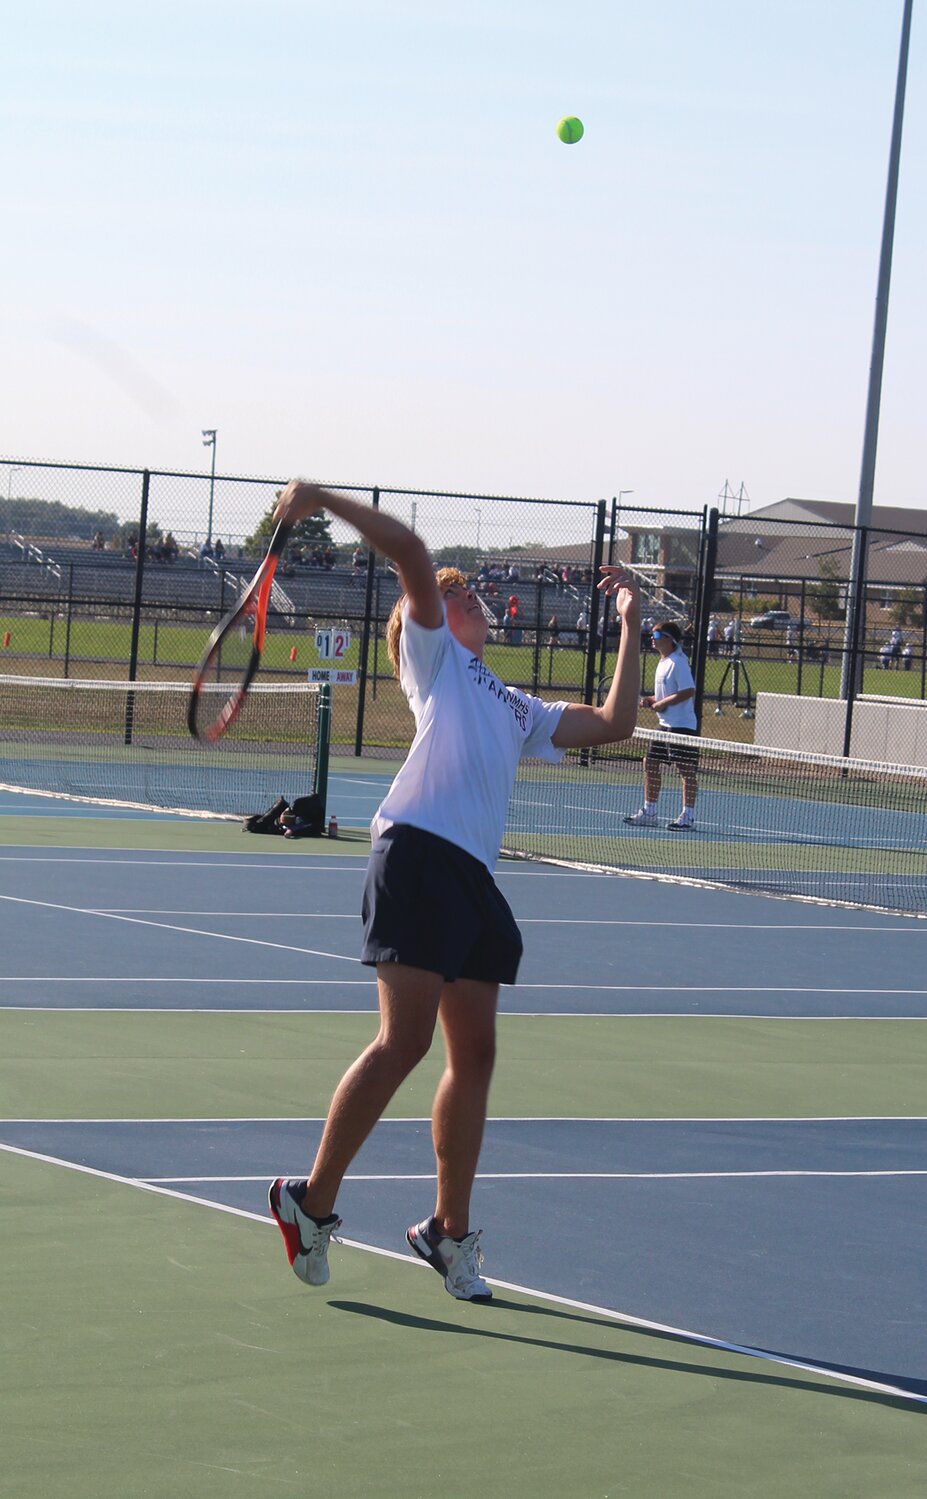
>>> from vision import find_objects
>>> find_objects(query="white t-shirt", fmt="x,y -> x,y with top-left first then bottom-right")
371,606 -> 567,870
654,647 -> 697,730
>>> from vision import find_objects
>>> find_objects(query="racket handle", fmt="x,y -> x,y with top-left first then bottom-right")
268,521 -> 291,558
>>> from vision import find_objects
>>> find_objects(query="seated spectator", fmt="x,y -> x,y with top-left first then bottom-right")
162,532 -> 178,561
323,546 -> 335,570
213,537 -> 225,561
352,545 -> 367,577
200,539 -> 214,560
92,530 -> 105,551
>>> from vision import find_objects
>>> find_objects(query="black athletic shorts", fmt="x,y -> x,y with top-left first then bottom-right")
645,726 -> 700,771
361,824 -> 523,985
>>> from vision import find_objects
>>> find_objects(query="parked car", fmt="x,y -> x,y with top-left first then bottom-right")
749,609 -> 794,630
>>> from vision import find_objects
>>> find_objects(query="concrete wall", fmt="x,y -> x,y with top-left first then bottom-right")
755,692 -> 927,767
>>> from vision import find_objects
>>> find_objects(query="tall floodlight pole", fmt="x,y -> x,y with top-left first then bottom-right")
841,0 -> 914,707
202,429 -> 217,544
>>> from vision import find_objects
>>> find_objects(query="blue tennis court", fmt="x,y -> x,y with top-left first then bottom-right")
1,793 -> 925,1407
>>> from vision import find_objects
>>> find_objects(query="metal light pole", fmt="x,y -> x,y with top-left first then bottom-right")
841,0 -> 914,712
7,464 -> 23,501
202,429 -> 217,544
474,507 -> 482,552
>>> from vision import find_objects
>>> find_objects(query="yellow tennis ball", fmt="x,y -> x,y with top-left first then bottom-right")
557,116 -> 584,144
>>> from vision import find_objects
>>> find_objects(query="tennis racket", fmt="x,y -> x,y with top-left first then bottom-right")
187,521 -> 291,743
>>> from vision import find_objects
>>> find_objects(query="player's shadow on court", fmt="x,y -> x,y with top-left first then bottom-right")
327,1299 -> 925,1413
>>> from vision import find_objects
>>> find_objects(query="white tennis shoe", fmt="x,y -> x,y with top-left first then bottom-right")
406,1217 -> 493,1302
268,1178 -> 341,1285
624,807 -> 657,826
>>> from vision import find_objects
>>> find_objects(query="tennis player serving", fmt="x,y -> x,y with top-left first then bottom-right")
268,481 -> 641,1301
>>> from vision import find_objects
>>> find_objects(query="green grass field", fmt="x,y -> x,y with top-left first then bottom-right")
3,611 -> 926,754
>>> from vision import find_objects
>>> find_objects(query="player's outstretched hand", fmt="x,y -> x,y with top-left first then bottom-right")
274,480 -> 327,528
597,565 -> 640,622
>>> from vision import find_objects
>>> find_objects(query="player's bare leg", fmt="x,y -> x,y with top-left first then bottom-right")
301,964 -> 444,1219
431,978 -> 499,1238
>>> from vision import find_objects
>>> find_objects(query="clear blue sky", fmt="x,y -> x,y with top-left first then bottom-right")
3,1 -> 925,519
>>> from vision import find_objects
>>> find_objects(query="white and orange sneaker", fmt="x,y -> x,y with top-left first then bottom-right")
268,1178 -> 341,1286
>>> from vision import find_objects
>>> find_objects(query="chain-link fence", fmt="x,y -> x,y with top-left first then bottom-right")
2,456 -> 925,760
704,510 -> 927,754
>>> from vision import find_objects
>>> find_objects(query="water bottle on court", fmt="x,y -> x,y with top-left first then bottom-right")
328,814 -> 338,838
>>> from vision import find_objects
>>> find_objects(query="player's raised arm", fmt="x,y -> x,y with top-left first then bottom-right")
274,481 -> 443,629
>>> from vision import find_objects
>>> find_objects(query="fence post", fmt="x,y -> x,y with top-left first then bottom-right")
920,584 -> 927,701
124,469 -> 151,743
582,501 -> 607,709
371,574 -> 381,700
693,507 -> 719,727
596,496 -> 617,692
841,526 -> 870,758
354,488 -> 379,756
531,572 -> 543,694
63,564 -> 74,679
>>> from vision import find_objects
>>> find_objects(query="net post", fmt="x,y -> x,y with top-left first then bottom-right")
124,468 -> 150,745
692,506 -> 719,728
314,681 -> 331,815
354,486 -> 379,756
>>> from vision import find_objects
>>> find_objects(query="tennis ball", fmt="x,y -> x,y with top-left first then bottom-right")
557,116 -> 584,144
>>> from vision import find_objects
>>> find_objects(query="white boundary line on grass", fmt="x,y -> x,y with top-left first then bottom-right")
0,1139 -> 923,1408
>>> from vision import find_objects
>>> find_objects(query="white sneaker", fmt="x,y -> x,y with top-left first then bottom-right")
268,1178 -> 341,1285
406,1217 -> 493,1302
624,807 -> 657,826
667,815 -> 695,832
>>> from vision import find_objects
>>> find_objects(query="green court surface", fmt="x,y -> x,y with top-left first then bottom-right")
0,815 -> 371,854
2,1012 -> 925,1122
3,1150 -> 924,1499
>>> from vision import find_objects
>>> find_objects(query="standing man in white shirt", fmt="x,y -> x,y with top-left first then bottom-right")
266,479 -> 641,1302
625,619 -> 699,832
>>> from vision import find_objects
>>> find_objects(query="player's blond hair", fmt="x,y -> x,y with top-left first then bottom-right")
385,567 -> 469,678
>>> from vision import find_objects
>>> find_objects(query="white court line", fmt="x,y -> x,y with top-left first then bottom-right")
5,1113 -> 926,1123
0,893 -> 362,966
5,1009 -> 926,1021
87,910 -> 925,932
0,853 -> 369,870
146,1170 -> 927,1182
1,966 -> 925,996
0,1139 -> 923,1407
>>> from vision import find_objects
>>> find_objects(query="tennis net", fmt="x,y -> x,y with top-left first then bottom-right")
505,727 -> 927,916
0,675 -> 329,819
